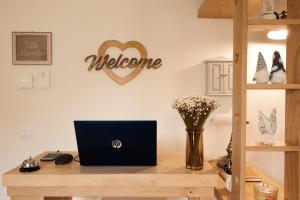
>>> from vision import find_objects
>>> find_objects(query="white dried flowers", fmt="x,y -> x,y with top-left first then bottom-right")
172,96 -> 218,129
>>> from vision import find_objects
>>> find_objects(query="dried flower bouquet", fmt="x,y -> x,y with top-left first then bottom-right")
172,96 -> 218,130
173,95 -> 218,170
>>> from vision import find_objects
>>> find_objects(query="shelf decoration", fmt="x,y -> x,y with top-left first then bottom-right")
254,182 -> 279,200
223,135 -> 232,192
216,134 -> 232,167
274,10 -> 288,19
270,51 -> 286,84
253,52 -> 269,84
85,40 -> 162,85
172,96 -> 218,170
258,108 -> 277,145
261,0 -> 276,19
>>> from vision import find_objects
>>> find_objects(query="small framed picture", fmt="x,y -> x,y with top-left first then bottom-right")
12,32 -> 52,65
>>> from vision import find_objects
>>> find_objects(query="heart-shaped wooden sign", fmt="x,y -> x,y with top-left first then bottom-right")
98,40 -> 148,85
85,40 -> 162,85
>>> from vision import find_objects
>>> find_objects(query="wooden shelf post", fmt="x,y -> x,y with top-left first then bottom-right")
285,1 -> 300,199
232,0 -> 248,199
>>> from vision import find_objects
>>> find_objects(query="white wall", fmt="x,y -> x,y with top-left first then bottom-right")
0,0 -> 233,199
0,0 -> 288,199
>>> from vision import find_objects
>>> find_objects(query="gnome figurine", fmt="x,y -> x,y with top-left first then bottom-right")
253,52 -> 269,83
270,51 -> 287,84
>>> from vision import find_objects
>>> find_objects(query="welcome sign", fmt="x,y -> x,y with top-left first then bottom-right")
85,40 -> 162,85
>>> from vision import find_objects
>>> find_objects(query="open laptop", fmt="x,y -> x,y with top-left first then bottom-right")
74,120 -> 157,166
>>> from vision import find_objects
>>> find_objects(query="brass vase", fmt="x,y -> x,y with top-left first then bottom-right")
186,129 -> 204,170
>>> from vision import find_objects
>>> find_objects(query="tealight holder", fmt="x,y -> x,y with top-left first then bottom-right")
254,182 -> 278,200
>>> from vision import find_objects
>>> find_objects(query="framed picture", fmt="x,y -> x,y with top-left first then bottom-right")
12,32 -> 52,65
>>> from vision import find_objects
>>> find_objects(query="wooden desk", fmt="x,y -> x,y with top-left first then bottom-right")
2,152 -> 218,200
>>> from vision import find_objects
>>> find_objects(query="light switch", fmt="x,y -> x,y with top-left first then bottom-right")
16,72 -> 33,89
20,127 -> 35,139
33,69 -> 50,88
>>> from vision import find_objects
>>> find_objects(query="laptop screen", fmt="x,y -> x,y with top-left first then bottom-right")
74,120 -> 157,166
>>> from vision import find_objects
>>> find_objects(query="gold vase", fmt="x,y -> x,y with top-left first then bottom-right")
186,129 -> 204,170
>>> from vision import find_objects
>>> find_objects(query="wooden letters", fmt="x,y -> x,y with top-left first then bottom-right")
85,40 -> 162,85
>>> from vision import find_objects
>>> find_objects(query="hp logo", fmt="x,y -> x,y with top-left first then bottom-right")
112,139 -> 122,149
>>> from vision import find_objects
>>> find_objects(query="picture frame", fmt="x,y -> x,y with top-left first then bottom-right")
12,32 -> 52,65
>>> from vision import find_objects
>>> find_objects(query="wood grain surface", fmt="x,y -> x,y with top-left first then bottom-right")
3,152 -> 218,199
197,0 -> 260,19
97,40 -> 148,85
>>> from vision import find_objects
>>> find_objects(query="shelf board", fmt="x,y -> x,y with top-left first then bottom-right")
246,142 -> 300,152
248,19 -> 300,32
197,0 -> 260,19
247,84 -> 300,90
248,19 -> 300,25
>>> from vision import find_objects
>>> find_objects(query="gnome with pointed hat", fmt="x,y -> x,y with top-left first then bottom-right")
270,51 -> 287,84
253,52 -> 269,83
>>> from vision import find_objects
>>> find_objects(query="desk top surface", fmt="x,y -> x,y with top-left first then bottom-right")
3,152 -> 218,188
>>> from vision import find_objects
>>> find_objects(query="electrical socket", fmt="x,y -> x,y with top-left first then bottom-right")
20,127 -> 35,139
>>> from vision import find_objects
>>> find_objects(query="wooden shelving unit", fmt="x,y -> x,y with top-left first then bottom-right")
197,0 -> 261,19
246,142 -> 300,152
248,19 -> 300,32
248,19 -> 300,25
247,84 -> 300,90
198,0 -> 300,199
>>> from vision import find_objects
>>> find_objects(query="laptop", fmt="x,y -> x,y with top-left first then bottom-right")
74,120 -> 157,166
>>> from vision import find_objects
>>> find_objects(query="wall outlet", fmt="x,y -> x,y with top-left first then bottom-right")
20,127 -> 35,139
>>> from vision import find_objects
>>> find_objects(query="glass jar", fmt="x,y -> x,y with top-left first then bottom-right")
254,182 -> 279,200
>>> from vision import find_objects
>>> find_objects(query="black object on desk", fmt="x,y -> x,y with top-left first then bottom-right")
55,153 -> 74,165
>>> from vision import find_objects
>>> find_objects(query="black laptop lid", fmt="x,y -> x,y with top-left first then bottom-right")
74,121 -> 157,166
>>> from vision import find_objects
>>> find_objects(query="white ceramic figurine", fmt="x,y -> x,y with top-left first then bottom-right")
261,0 -> 276,19
258,108 -> 277,145
270,51 -> 287,84
253,52 -> 269,84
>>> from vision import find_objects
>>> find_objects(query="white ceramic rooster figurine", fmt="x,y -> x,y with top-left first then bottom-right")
258,108 -> 277,145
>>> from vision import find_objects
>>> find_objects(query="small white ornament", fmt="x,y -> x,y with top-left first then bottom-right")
261,0 -> 276,19
253,52 -> 269,84
225,174 -> 232,192
258,108 -> 277,145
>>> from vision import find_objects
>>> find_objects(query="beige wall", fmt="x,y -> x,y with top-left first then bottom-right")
0,0 -> 233,199
0,0 -> 286,199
